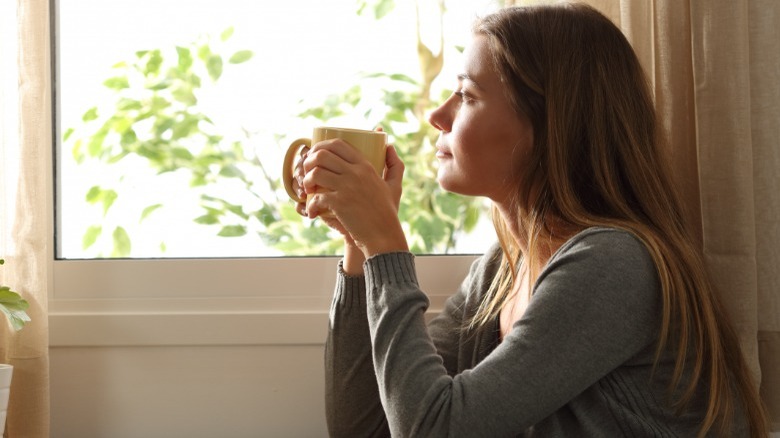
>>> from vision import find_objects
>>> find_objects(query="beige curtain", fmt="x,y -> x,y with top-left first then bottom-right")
0,0 -> 51,436
586,0 -> 780,431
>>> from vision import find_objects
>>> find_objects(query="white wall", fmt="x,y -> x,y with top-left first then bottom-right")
47,256 -> 468,437
50,344 -> 328,437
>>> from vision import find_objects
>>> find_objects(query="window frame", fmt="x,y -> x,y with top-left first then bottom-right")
49,255 -> 481,346
48,0 -> 486,348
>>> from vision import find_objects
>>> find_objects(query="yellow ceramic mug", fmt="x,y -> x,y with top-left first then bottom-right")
282,127 -> 387,217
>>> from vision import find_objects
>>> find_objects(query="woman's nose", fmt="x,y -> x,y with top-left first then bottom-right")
428,99 -> 453,133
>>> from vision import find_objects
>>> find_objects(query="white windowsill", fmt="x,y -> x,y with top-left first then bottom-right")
49,254 -> 478,347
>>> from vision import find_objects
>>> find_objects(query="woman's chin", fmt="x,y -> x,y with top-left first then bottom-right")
436,173 -> 465,196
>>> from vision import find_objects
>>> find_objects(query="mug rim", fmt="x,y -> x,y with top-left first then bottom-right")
314,126 -> 386,136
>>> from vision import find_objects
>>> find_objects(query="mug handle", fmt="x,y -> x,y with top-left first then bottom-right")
282,138 -> 311,203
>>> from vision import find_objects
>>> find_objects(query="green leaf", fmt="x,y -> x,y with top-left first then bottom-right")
120,129 -> 138,147
364,72 -> 418,85
145,50 -> 163,76
140,204 -> 163,222
107,151 -> 130,164
176,46 -> 193,71
82,107 -> 99,122
219,165 -> 243,178
434,193 -> 461,223
72,139 -> 84,163
372,0 -> 395,19
207,55 -> 223,81
85,186 -> 118,216
82,225 -> 102,249
278,203 -> 302,222
411,214 -> 447,250
171,86 -> 197,105
356,0 -> 395,19
274,239 -> 305,254
463,205 -> 480,231
104,77 -> 130,90
154,118 -> 175,137
389,73 -> 418,84
111,226 -> 131,257
117,98 -> 143,111
221,27 -> 235,42
255,205 -> 277,227
228,50 -> 253,64
197,44 -> 212,62
171,116 -> 199,139
148,80 -> 172,91
87,127 -> 109,157
301,224 -> 332,243
194,214 -> 220,225
0,287 -> 31,331
217,225 -> 246,237
171,147 -> 194,160
112,116 -> 132,134
101,190 -> 118,216
224,203 -> 248,219
85,185 -> 102,203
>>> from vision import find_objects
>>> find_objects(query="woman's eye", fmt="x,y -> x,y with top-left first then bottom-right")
454,90 -> 473,104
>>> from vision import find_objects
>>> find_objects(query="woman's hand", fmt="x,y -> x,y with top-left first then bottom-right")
291,145 -> 309,216
301,139 -> 408,258
291,143 -> 365,276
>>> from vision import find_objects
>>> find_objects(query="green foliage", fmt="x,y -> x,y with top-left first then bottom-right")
65,4 -> 488,257
356,0 -> 396,19
66,27 -> 272,256
0,259 -> 31,331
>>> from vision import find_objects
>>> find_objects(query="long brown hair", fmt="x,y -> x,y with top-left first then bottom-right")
469,3 -> 768,437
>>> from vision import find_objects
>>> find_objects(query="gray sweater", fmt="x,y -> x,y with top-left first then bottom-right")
325,227 -> 747,437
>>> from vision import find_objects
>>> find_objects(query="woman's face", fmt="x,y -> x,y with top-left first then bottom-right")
428,35 -> 533,205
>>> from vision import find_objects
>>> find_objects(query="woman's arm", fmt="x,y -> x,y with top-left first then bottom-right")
324,262 -> 389,437
325,244 -> 500,436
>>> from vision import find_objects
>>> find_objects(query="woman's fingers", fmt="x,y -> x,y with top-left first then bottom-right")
382,145 -> 405,207
295,200 -> 307,216
307,139 -> 364,168
384,145 -> 404,183
303,140 -> 382,193
291,146 -> 309,216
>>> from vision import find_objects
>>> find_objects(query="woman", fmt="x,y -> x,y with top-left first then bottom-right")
295,3 -> 768,437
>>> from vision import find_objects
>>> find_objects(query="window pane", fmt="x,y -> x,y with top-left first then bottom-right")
55,0 -> 500,259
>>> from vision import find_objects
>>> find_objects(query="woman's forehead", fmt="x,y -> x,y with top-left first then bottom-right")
461,35 -> 499,90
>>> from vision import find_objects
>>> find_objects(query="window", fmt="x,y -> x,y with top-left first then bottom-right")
55,0 -> 500,260
50,0 -> 512,345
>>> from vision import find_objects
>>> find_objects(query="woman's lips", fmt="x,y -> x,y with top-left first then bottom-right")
435,145 -> 452,158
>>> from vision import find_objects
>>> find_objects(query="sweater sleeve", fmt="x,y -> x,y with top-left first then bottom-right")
325,249 -> 499,436
364,229 -> 662,437
324,262 -> 390,438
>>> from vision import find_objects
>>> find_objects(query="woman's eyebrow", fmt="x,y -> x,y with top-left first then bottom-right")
457,73 -> 484,90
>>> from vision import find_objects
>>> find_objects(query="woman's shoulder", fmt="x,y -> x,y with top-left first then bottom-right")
539,226 -> 660,302
553,226 -> 654,268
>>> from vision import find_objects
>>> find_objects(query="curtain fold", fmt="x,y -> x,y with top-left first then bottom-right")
589,0 -> 780,430
0,0 -> 52,436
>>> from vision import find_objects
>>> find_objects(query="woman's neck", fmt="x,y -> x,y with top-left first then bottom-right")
494,202 -> 581,268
